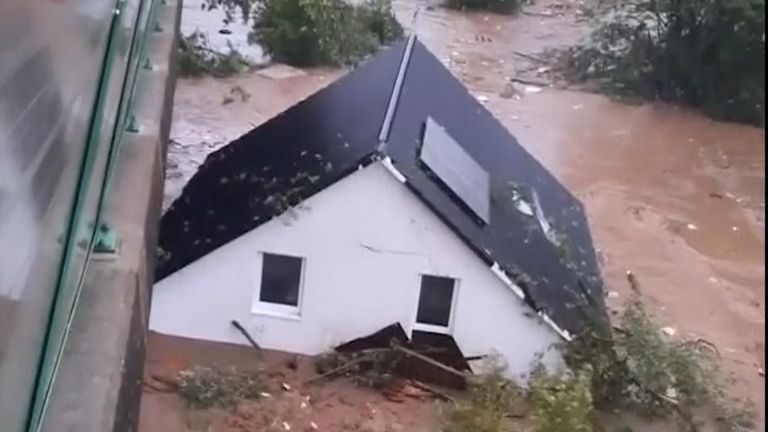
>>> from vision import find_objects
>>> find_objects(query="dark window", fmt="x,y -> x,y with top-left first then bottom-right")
259,253 -> 303,306
416,275 -> 456,327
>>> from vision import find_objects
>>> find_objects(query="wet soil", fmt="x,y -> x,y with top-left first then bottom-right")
140,332 -> 442,432
163,0 -> 765,426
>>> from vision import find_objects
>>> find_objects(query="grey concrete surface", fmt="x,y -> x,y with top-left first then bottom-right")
38,1 -> 181,431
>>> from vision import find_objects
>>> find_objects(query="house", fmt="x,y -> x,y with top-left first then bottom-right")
150,35 -> 606,379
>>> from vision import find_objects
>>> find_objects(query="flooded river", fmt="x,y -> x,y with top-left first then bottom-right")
168,0 -> 765,423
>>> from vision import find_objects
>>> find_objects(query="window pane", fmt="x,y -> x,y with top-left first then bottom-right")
416,275 -> 455,327
260,253 -> 302,306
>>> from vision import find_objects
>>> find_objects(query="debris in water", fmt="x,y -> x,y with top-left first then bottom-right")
524,85 -> 543,94
665,387 -> 678,400
686,223 -> 699,230
500,82 -> 521,99
661,327 -> 677,337
257,63 -> 308,80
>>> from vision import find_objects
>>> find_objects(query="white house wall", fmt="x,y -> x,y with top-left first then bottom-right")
150,162 -> 562,379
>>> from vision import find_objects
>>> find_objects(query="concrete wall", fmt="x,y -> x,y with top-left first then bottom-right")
151,162 -> 562,380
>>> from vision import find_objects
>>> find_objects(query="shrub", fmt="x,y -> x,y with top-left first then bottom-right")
562,0 -> 765,125
443,0 -> 523,14
210,0 -> 403,67
442,369 -> 522,432
176,366 -> 264,408
177,31 -> 252,78
564,295 -> 719,418
528,366 -> 594,432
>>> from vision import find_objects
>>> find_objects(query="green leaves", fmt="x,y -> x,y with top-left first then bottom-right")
563,0 -> 765,125
176,366 -> 264,408
252,0 -> 403,66
529,367 -> 595,432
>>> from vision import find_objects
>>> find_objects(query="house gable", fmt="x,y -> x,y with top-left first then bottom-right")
156,36 -> 607,336
150,163 -> 562,378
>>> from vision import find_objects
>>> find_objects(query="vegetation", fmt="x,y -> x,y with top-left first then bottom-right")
433,275 -> 756,432
528,366 -> 594,432
204,0 -> 402,67
443,0 -> 523,14
562,0 -> 765,125
565,294 -> 717,417
176,366 -> 264,408
442,369 -> 523,432
177,31 -> 253,78
563,289 -> 756,431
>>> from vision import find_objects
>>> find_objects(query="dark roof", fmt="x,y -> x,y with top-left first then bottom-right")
157,36 -> 606,335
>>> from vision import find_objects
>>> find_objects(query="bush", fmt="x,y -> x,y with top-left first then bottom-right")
176,366 -> 264,408
443,0 -> 523,14
564,295 -> 718,418
177,31 -> 253,78
210,0 -> 403,67
528,366 -> 594,432
562,0 -> 765,125
442,369 -> 522,432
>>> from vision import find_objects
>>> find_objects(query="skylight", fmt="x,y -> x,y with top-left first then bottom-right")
420,117 -> 491,224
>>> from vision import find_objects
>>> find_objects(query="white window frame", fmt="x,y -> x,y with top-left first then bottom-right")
251,251 -> 306,320
413,273 -> 459,335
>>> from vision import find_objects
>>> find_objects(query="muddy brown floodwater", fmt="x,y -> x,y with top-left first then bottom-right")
166,0 -> 765,426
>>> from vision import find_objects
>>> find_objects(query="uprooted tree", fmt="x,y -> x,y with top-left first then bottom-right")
562,0 -> 765,126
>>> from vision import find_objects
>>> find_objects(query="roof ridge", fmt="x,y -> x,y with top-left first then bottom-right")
377,34 -> 418,152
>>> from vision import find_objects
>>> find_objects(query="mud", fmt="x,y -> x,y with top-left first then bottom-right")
140,332 -> 441,432
165,0 -> 765,425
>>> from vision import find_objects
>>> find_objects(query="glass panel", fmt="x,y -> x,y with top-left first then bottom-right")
420,116 -> 491,224
416,275 -> 455,327
0,0 -> 115,430
260,253 -> 303,306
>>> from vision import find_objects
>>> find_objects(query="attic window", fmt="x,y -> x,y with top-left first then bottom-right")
254,252 -> 304,317
420,117 -> 491,224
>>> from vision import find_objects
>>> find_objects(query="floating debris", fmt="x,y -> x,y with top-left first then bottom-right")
524,85 -> 543,94
661,327 -> 677,337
